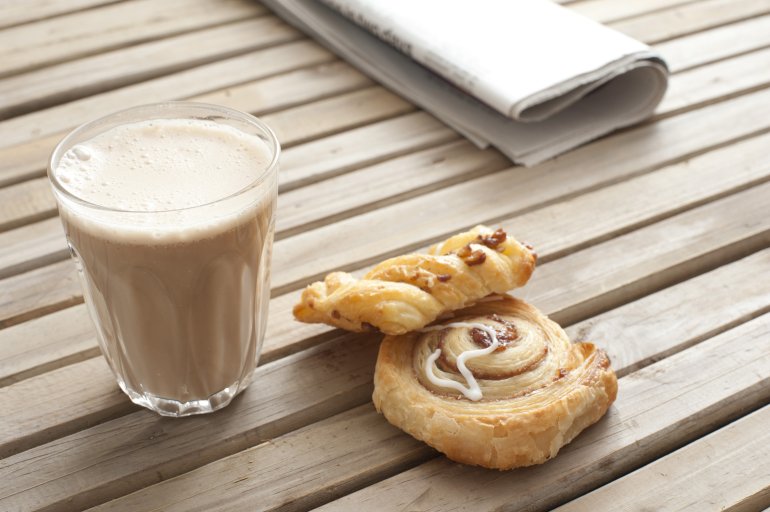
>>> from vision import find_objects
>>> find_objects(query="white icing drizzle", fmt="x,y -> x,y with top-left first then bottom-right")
420,322 -> 499,401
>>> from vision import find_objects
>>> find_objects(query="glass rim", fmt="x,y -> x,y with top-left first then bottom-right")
47,101 -> 281,214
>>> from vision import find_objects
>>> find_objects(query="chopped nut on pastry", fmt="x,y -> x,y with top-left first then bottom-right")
292,225 -> 537,335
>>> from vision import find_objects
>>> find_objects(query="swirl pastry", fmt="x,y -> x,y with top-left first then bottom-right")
373,296 -> 617,469
293,225 -> 536,335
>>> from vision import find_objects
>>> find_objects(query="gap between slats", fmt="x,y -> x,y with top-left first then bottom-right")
3,88 -> 770,386
2,174 -> 769,461
0,0 -> 126,30
553,405 -> 770,512
0,0 -> 268,79
1,0 -> 768,183
3,37 -> 770,281
2,249 -> 768,511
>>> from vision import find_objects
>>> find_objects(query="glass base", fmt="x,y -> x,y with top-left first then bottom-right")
118,378 -> 250,417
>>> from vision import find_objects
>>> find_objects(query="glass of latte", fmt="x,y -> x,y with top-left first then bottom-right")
48,103 -> 279,417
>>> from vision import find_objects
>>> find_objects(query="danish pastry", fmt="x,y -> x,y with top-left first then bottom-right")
372,295 -> 617,469
293,225 -> 536,335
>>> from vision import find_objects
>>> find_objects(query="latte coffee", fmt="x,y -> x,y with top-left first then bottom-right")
49,103 -> 279,416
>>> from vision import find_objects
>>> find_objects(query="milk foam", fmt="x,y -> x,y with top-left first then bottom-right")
53,118 -> 275,242
55,118 -> 273,211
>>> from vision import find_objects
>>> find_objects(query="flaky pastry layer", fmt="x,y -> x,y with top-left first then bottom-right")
372,296 -> 618,469
293,225 -> 536,335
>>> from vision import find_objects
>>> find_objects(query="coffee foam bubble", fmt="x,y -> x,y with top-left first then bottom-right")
53,118 -> 276,244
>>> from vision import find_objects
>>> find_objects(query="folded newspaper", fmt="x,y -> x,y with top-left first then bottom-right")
262,0 -> 669,166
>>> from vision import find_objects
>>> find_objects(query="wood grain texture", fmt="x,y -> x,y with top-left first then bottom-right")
524,181 -> 770,326
317,315 -> 770,512
0,71 -> 397,232
0,0 -> 122,29
6,51 -> 766,284
0,0 -> 761,187
0,333 -> 380,511
5,245 -> 770,510
563,248 -> 770,378
0,40 -> 334,151
0,259 -> 82,329
0,303 -> 94,387
0,218 -> 66,280
275,141 -> 509,236
0,17 -> 302,119
0,177 -> 55,232
0,0 -> 265,77
79,250 -> 770,512
657,46 -> 770,117
554,405 -> 770,512
614,0 -> 770,44
91,405 -> 435,512
655,14 -> 770,73
1,2 -> 769,510
5,116 -> 770,390
572,0 -> 700,24
6,92 -> 767,344
262,86 -> 414,148
4,181 -> 768,465
270,86 -> 770,295
279,112 -> 458,191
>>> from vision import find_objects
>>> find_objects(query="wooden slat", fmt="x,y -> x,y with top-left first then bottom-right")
0,17 -> 301,119
270,86 -> 770,295
3,81 -> 768,333
571,0 -> 699,24
0,218 -> 65,281
561,249 -> 770,378
0,0 -> 121,30
73,250 -> 770,512
0,90 -> 412,236
613,0 -> 770,44
191,60 -> 373,118
655,14 -> 770,73
266,178 -> 770,353
523,182 -> 770,326
0,259 -> 82,329
0,332 -> 380,511
4,51 -> 367,156
262,86 -> 414,148
658,46 -> 770,117
6,126 -> 770,389
0,40 -> 335,186
0,63 -> 382,232
279,112 -> 458,191
0,0 -> 727,150
0,304 -> 95,387
95,404 -> 432,512
555,405 -> 770,512
276,141 -> 509,236
7,125 -> 770,389
0,0 -> 265,77
0,177 -> 55,232
316,314 -> 770,512
3,175 -> 769,463
0,0 -> 765,188
0,357 -> 137,459
0,113 -> 457,281
3,240 -> 770,510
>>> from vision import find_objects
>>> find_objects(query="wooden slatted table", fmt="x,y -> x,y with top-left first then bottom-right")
1,0 -> 769,510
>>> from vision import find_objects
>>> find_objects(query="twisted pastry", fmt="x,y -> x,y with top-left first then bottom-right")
293,225 -> 536,335
373,296 -> 617,469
